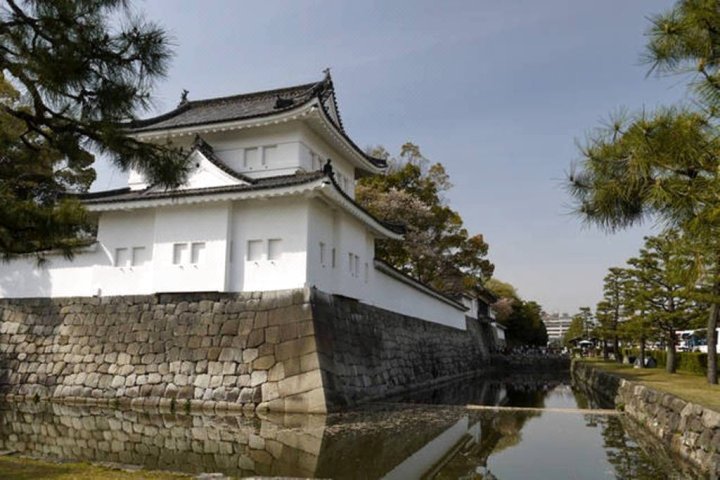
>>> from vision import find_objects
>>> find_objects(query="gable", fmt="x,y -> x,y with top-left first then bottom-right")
322,91 -> 343,131
175,149 -> 248,191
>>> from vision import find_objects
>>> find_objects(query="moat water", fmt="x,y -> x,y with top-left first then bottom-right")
0,372 -> 699,479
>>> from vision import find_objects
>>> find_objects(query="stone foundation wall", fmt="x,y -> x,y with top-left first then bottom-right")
311,289 -> 490,408
572,361 -> 720,477
0,288 -> 491,412
0,289 -> 326,413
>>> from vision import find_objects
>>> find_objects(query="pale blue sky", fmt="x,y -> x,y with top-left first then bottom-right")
96,0 -> 684,313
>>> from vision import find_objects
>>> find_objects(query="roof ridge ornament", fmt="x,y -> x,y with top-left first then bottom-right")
178,89 -> 189,107
274,95 -> 295,109
323,158 -> 334,177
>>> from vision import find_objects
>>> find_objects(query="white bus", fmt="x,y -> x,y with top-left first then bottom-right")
677,329 -> 720,353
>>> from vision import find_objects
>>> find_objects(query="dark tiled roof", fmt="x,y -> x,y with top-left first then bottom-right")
80,172 -> 326,205
128,74 -> 387,170
129,81 -> 325,133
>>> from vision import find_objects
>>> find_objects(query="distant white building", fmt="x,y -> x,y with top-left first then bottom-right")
0,74 -> 472,329
544,313 -> 573,341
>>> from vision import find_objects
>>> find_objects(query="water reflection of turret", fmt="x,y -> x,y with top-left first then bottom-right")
426,409 -> 540,480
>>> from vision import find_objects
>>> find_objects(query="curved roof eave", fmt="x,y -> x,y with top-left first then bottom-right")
130,99 -> 385,175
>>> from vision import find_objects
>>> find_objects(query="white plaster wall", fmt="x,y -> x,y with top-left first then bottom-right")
298,125 -> 356,197
208,124 -> 303,180
229,198 -> 308,292
91,210 -> 156,296
306,199 -> 372,301
305,199 -> 337,294
369,270 -> 467,329
462,297 -> 479,319
151,203 -> 230,293
0,249 -> 104,298
1,186 -> 468,330
305,197 -> 467,329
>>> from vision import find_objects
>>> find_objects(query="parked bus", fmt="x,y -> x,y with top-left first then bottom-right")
676,329 -> 720,353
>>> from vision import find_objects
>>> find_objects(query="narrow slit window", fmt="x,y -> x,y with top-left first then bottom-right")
354,255 -> 360,278
364,262 -> 369,283
191,242 -> 206,264
268,239 -> 282,260
247,240 -> 263,261
319,242 -> 326,266
348,253 -> 354,275
115,248 -> 129,267
172,243 -> 187,265
331,248 -> 336,268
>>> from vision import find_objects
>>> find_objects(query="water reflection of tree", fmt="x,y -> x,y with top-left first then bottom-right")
433,409 -> 540,480
573,385 -> 693,478
595,415 -> 680,480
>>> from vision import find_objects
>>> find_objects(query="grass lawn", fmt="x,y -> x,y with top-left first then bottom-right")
581,358 -> 720,412
0,456 -> 189,480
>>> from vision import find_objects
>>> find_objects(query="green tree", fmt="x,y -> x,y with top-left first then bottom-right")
618,273 -> 655,368
562,307 -> 592,346
0,0 -> 187,259
567,0 -> 720,383
626,232 -> 697,373
357,142 -> 494,295
484,278 -> 518,323
594,300 -> 614,360
599,267 -> 631,362
483,279 -> 547,346
504,300 -> 548,347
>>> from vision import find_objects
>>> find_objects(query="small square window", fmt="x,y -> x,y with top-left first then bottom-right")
244,147 -> 259,169
131,246 -> 147,266
191,242 -> 205,264
262,145 -> 277,166
268,239 -> 282,260
173,243 -> 187,265
114,248 -> 129,267
247,240 -> 263,261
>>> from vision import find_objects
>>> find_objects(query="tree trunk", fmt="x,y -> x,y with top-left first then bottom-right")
639,335 -> 646,368
666,332 -> 677,374
602,339 -> 609,361
613,334 -> 621,363
708,298 -> 719,384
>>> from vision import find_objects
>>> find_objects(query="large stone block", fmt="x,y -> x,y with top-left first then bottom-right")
250,370 -> 267,387
278,370 -> 323,397
275,337 -> 317,362
253,355 -> 275,370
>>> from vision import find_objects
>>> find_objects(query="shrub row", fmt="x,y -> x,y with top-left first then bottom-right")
622,349 -> 708,376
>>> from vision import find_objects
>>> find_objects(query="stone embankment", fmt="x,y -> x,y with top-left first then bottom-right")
0,288 -> 492,412
572,361 -> 720,477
